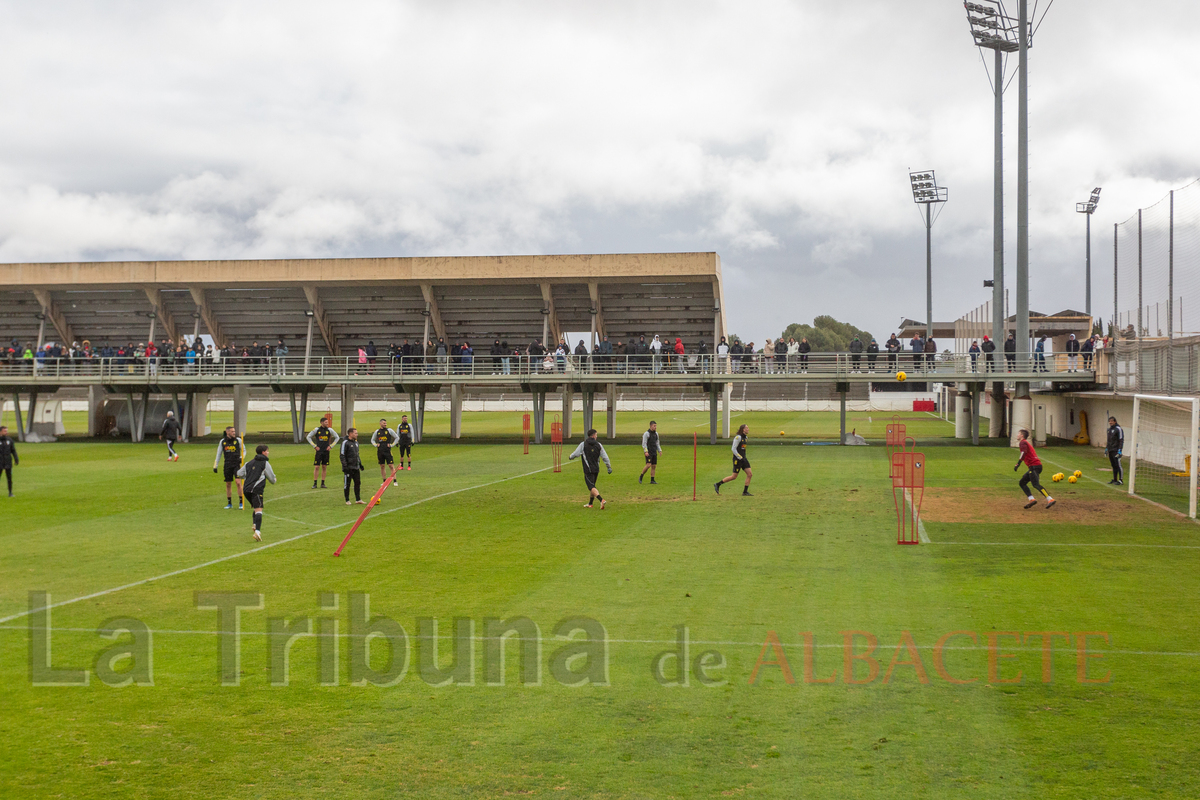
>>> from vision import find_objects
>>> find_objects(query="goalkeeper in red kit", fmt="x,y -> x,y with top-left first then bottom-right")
1014,429 -> 1055,510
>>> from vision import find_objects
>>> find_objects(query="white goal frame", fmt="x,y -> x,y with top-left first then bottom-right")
1130,394 -> 1200,518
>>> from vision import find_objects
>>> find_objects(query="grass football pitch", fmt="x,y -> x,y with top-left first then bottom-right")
2,411 -> 1198,798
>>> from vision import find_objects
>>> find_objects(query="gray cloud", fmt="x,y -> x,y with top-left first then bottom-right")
1,0 -> 1197,339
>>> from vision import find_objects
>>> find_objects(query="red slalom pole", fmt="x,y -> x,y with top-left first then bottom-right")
693,432 -> 697,501
334,465 -> 400,556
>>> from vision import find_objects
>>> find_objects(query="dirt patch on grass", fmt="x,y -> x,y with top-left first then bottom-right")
919,487 -> 1147,525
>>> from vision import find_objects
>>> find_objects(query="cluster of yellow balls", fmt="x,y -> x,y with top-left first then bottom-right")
1051,470 -> 1083,484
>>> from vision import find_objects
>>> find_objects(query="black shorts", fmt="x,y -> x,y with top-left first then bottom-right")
377,449 -> 394,465
584,471 -> 599,491
733,456 -> 750,474
244,491 -> 263,509
223,463 -> 240,483
398,441 -> 412,457
314,449 -> 331,466
644,451 -> 658,465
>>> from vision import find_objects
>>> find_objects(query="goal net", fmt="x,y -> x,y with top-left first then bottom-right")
1130,395 -> 1200,518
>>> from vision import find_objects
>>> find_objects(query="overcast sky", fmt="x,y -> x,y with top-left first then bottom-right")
1,1 -> 1197,341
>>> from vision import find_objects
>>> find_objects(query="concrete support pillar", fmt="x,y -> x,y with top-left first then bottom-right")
606,383 -> 616,440
721,383 -> 731,439
534,389 -> 546,444
1033,401 -> 1047,446
989,382 -> 1005,438
233,384 -> 250,439
408,393 -> 419,441
582,389 -> 594,434
299,391 -> 309,439
182,392 -> 192,442
11,393 -> 26,442
709,384 -> 719,445
125,392 -> 139,443
450,383 -> 463,439
971,385 -> 982,446
416,393 -> 426,443
87,385 -> 105,438
289,392 -> 302,443
339,384 -> 355,437
954,389 -> 970,439
1010,394 -> 1033,447
191,392 -> 209,438
561,387 -> 573,439
837,382 -> 848,445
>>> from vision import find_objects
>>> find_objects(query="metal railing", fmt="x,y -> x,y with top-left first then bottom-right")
0,352 -> 1103,382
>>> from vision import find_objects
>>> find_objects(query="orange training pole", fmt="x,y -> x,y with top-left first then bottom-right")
333,465 -> 400,556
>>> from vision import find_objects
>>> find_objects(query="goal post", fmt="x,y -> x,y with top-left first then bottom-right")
1130,394 -> 1200,518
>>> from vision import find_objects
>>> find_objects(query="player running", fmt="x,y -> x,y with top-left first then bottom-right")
639,420 -> 662,484
715,423 -> 753,496
371,419 -> 399,491
307,416 -> 340,489
1014,429 -> 1055,509
396,414 -> 414,470
1105,416 -> 1125,486
237,444 -> 276,541
568,428 -> 612,509
213,426 -> 246,509
340,428 -> 366,505
160,410 -> 182,461
0,425 -> 17,498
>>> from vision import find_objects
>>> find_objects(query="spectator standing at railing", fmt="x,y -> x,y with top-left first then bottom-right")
597,336 -> 612,373
1034,336 -> 1047,372
649,334 -> 662,374
1081,335 -> 1095,370
490,339 -> 503,374
908,334 -> 923,371
696,339 -> 709,372
574,340 -> 588,370
980,335 -> 995,372
1065,334 -> 1080,372
674,337 -> 685,373
186,343 -> 198,375
774,338 -> 786,374
797,338 -> 810,372
1004,332 -> 1016,371
716,337 -> 729,372
867,338 -> 879,371
923,336 -> 937,369
969,340 -> 980,371
885,334 -> 900,372
147,341 -> 159,376
848,336 -> 864,372
365,341 -> 377,373
436,338 -> 448,373
461,341 -> 474,373
730,339 -> 743,373
762,337 -> 775,373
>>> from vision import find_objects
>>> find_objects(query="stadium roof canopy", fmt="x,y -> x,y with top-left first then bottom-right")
0,253 -> 726,356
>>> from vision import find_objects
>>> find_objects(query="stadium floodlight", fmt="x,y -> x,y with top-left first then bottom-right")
303,309 -> 315,318
1076,187 -> 1102,318
964,0 -> 1021,355
910,169 -> 948,339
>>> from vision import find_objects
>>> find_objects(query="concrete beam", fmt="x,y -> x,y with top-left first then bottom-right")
541,283 -> 562,347
302,286 -> 339,357
188,287 -> 228,348
142,286 -> 180,344
31,289 -> 74,346
588,282 -> 607,340
419,283 -> 447,341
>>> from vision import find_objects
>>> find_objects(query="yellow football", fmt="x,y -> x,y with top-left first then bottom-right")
1051,473 -> 1063,482
896,371 -> 907,382
1073,470 -> 1082,478
1068,475 -> 1078,483
779,431 -> 785,436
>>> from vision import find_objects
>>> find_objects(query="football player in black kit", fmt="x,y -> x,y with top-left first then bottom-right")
639,420 -> 662,484
396,414 -> 414,470
307,415 -> 339,489
212,426 -> 246,509
371,419 -> 400,494
341,428 -> 366,505
714,423 -> 753,496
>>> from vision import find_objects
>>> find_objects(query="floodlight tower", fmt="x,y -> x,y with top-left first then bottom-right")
910,170 -> 948,340
1076,187 -> 1102,320
964,0 -> 1018,347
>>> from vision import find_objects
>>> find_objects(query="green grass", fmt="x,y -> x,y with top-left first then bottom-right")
2,412 -> 1199,798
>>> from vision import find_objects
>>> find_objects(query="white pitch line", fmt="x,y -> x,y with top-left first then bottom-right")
1040,455 -> 1200,526
0,466 -> 554,625
902,488 -> 931,543
927,541 -> 1200,549
4,625 -> 1197,658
